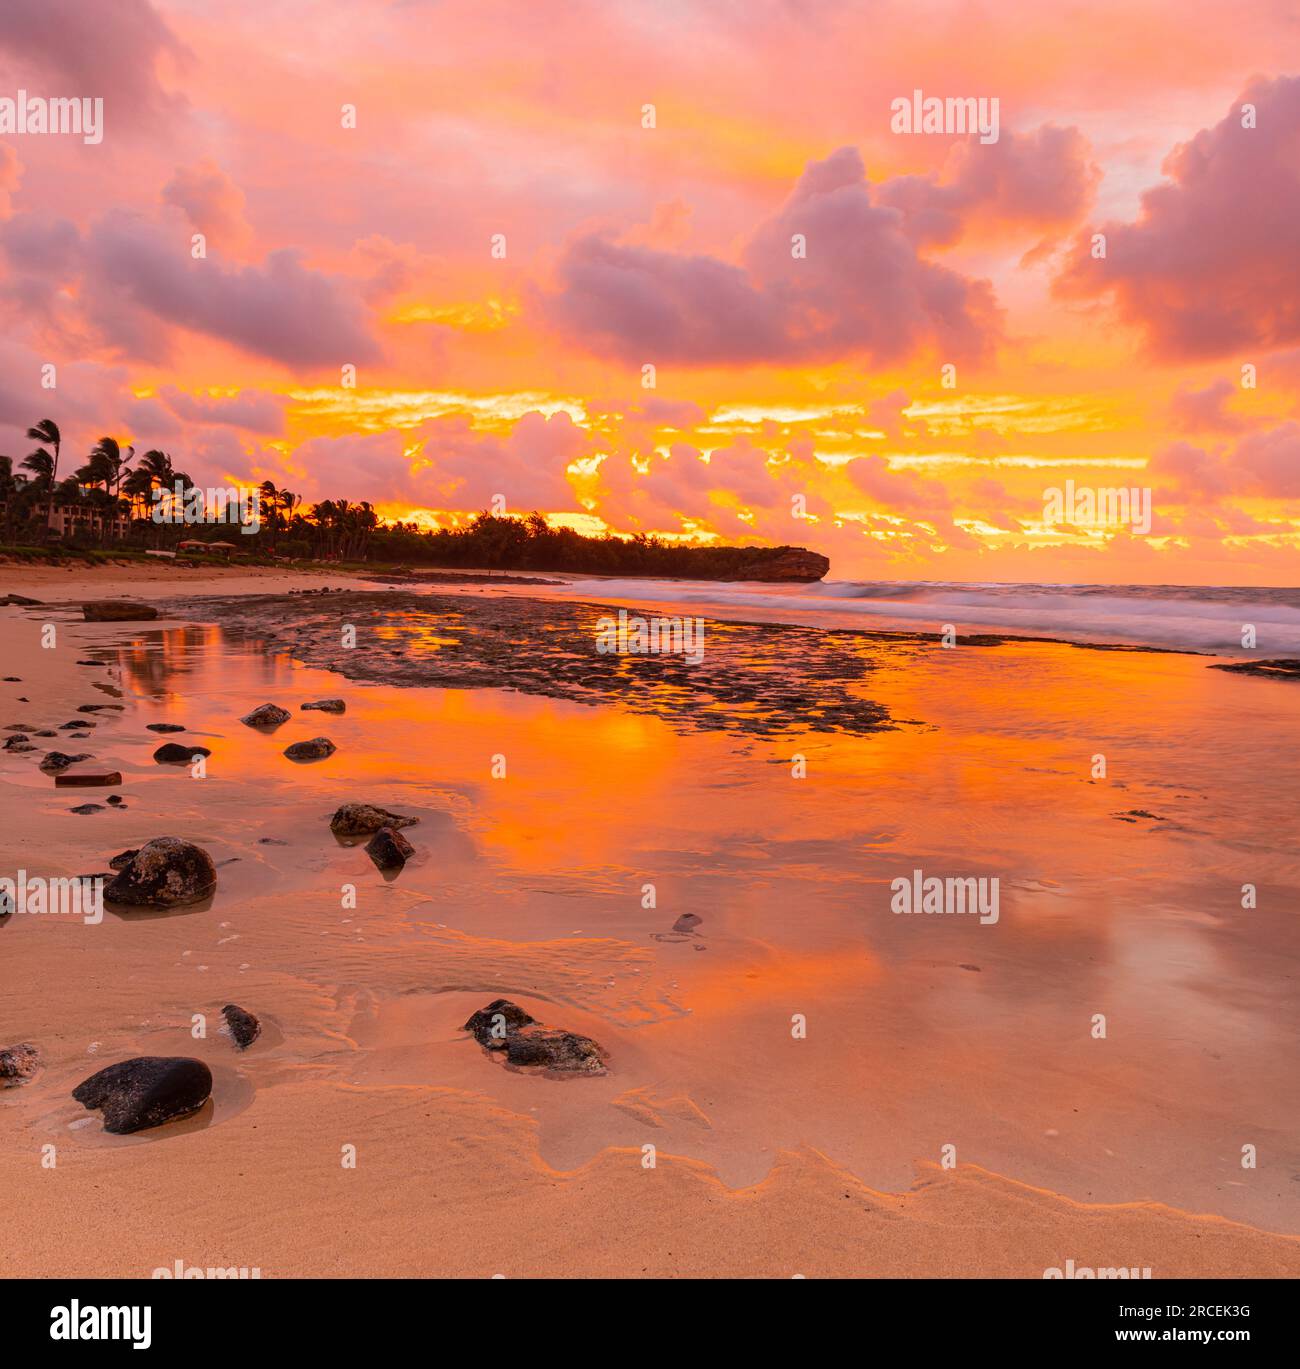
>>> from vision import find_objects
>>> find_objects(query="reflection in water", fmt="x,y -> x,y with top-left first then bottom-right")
22,609 -> 1300,1231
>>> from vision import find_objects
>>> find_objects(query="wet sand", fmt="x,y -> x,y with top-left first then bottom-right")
1,568 -> 1298,1277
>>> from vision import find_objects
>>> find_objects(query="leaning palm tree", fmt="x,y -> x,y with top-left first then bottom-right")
76,438 -> 137,544
26,419 -> 60,531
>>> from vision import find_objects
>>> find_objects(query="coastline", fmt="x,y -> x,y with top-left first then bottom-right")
1,568 -> 1298,1278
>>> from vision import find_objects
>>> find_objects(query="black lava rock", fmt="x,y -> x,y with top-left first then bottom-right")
72,1056 -> 212,1133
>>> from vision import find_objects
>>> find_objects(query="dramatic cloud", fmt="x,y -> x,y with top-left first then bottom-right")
0,0 -> 186,127
544,147 -> 1002,366
1055,76 -> 1300,360
83,216 -> 381,368
878,125 -> 1100,247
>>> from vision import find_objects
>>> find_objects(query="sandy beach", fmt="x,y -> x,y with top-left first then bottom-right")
1,564 -> 1297,1278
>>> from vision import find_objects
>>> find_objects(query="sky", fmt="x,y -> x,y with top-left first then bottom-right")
0,0 -> 1297,584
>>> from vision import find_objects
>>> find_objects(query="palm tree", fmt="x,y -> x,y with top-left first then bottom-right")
0,455 -> 15,543
26,419 -> 60,532
75,438 -> 137,543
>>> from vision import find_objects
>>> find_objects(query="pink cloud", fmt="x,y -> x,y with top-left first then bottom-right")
878,124 -> 1100,247
83,215 -> 381,368
544,147 -> 1002,367
1055,76 -> 1300,360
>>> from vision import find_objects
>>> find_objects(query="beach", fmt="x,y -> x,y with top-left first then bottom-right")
1,564 -> 1298,1278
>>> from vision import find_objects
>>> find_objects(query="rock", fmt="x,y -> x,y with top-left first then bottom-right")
672,913 -> 703,933
0,1042 -> 40,1086
4,722 -> 33,730
78,703 -> 122,712
2,676 -> 19,681
146,723 -> 187,733
0,594 -> 41,606
2,733 -> 30,749
257,837 -> 288,845
70,803 -> 106,814
221,1004 -> 261,1049
5,743 -> 35,752
329,802 -> 419,836
462,999 -> 607,1074
106,795 -> 124,806
83,600 -> 158,622
76,660 -> 99,666
71,1056 -> 212,1133
364,826 -> 414,869
284,736 -> 336,761
505,1027 -> 607,1073
153,742 -> 211,764
240,703 -> 291,727
39,751 -> 92,773
59,720 -> 94,729
103,837 -> 217,907
301,698 -> 346,713
1210,658 -> 1300,680
733,547 -> 830,582
34,730 -> 56,737
109,849 -> 139,870
55,772 -> 122,787
463,999 -> 537,1049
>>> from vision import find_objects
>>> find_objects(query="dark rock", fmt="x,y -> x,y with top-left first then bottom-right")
71,1056 -> 212,1133
83,600 -> 158,623
221,1004 -> 261,1049
70,803 -> 106,814
6,743 -> 35,752
4,723 -> 33,730
301,698 -> 346,713
284,736 -> 336,761
0,1042 -> 40,1086
34,730 -> 57,737
109,849 -> 139,870
462,999 -> 607,1074
257,837 -> 288,845
504,1027 -> 607,1073
0,594 -> 41,606
40,751 -> 92,773
462,999 -> 537,1049
330,802 -> 419,836
146,723 -> 187,733
672,913 -> 703,933
1210,658 -> 1300,680
153,742 -> 211,764
76,660 -> 99,666
2,676 -> 19,681
78,703 -> 122,712
106,795 -> 124,806
103,837 -> 217,907
730,547 -> 830,583
2,733 -> 30,749
241,703 -> 291,727
58,722 -> 92,730
55,772 -> 122,787
364,826 -> 414,869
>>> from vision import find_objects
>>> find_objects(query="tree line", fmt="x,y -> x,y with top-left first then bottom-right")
2,417 -> 815,576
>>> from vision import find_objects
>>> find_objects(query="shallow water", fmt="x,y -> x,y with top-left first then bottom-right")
4,591 -> 1294,1239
